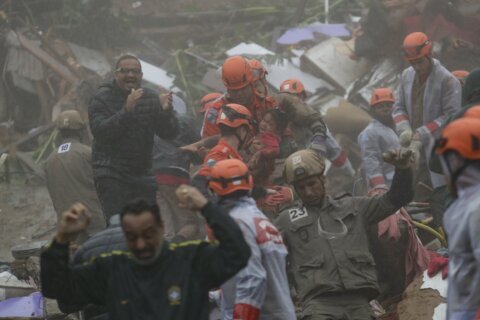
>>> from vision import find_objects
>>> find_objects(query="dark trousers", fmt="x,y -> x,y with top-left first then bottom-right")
94,175 -> 156,223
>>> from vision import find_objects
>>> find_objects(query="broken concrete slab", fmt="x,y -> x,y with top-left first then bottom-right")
264,58 -> 334,95
301,37 -> 372,94
202,67 -> 226,92
68,42 -> 111,77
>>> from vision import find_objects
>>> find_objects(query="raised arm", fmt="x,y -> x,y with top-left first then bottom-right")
175,185 -> 251,288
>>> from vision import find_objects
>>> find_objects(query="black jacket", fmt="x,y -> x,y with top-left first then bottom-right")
41,202 -> 251,320
88,80 -> 179,178
152,114 -> 201,174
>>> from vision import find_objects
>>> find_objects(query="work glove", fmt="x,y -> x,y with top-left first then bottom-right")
382,148 -> 414,169
309,133 -> 327,156
399,130 -> 413,147
409,139 -> 423,170
233,303 -> 260,320
427,254 -> 449,279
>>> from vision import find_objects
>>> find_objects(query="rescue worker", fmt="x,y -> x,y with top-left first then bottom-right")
198,56 -> 326,149
41,190 -> 251,320
435,117 -> 480,320
358,88 -> 429,298
197,103 -> 253,178
450,68 -> 480,119
88,54 -> 179,221
358,88 -> 400,191
275,147 -> 414,320
280,78 -> 355,176
207,159 -> 296,320
45,110 -> 105,242
153,114 -> 205,242
392,32 -> 461,190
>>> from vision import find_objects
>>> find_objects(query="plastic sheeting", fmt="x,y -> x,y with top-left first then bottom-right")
0,292 -> 43,317
277,23 -> 351,46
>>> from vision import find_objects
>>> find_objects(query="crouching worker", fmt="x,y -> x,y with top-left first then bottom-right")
275,148 -> 414,320
207,159 -> 296,320
40,194 -> 250,320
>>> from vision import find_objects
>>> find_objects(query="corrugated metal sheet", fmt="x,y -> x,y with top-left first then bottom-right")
4,31 -> 45,81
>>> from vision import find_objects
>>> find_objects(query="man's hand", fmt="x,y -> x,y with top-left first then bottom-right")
55,203 -> 91,245
176,185 -> 208,211
160,91 -> 173,112
126,88 -> 144,112
382,148 -> 414,169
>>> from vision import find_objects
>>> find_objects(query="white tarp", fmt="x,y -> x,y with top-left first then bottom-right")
226,42 -> 275,56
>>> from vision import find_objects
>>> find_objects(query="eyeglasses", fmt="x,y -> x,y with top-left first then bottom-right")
115,68 -> 142,75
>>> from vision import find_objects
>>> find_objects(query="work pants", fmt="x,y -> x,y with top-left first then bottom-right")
301,293 -> 373,320
94,175 -> 156,223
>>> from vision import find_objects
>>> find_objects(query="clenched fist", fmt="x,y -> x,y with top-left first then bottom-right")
55,203 -> 91,244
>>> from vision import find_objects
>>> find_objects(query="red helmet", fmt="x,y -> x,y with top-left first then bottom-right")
280,79 -> 306,95
199,92 -> 222,113
436,117 -> 480,160
248,59 -> 268,81
464,105 -> 480,119
216,103 -> 252,128
370,88 -> 395,106
222,56 -> 253,90
208,159 -> 253,196
402,32 -> 433,61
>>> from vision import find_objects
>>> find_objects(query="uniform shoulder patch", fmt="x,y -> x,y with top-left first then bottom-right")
58,142 -> 71,154
289,207 -> 308,222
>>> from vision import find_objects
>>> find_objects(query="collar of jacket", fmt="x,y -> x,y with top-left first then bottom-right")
304,195 -> 336,211
130,241 -> 170,271
219,195 -> 255,209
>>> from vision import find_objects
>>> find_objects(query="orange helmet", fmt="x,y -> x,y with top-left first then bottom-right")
436,117 -> 480,160
402,32 -> 433,61
452,70 -> 469,80
199,92 -> 222,113
208,159 -> 253,196
248,59 -> 268,81
463,105 -> 480,119
280,79 -> 306,95
222,56 -> 253,90
370,88 -> 395,106
216,103 -> 252,128
452,70 -> 469,86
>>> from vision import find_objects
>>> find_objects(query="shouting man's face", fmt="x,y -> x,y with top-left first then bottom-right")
115,58 -> 143,92
122,211 -> 164,266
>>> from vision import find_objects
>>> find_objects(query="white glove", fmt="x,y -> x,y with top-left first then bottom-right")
409,140 -> 423,170
399,130 -> 413,147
